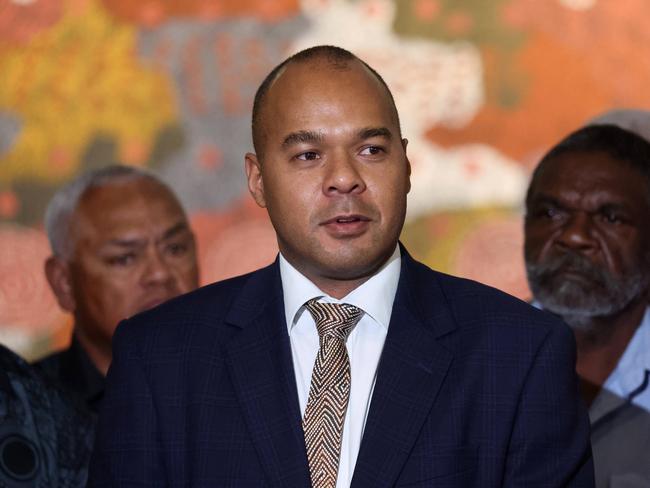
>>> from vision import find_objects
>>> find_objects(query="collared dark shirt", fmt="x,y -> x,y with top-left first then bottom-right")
34,335 -> 105,415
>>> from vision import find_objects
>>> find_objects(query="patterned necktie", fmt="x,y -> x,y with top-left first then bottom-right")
302,298 -> 363,488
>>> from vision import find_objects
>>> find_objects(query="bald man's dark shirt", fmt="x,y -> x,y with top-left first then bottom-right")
34,335 -> 104,415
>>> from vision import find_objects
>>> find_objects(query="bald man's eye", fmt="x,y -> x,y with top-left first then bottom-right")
359,146 -> 385,158
296,151 -> 319,161
360,146 -> 383,154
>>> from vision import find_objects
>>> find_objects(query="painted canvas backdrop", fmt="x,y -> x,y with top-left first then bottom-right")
1,0 -> 647,358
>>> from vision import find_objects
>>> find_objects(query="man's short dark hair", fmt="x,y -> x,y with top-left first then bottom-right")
251,45 -> 401,157
526,124 -> 650,205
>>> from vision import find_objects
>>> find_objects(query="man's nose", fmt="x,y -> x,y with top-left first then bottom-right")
555,212 -> 597,253
141,249 -> 175,287
322,153 -> 366,195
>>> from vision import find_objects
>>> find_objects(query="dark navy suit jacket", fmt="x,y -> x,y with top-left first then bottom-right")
88,251 -> 594,487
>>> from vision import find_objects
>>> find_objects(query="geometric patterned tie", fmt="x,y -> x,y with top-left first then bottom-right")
302,298 -> 364,488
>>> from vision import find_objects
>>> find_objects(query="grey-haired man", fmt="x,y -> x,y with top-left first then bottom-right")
36,165 -> 199,413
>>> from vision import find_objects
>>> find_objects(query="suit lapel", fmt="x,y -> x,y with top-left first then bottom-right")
351,252 -> 456,488
224,261 -> 311,488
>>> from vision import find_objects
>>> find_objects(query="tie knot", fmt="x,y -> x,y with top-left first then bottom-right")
304,299 -> 363,340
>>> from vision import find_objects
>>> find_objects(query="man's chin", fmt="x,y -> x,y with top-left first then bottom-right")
533,285 -> 633,323
314,255 -> 386,284
137,296 -> 172,313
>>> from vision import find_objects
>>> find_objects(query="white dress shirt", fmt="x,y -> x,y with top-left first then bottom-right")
279,246 -> 401,488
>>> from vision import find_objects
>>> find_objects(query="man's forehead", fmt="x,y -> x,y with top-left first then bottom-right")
269,56 -> 355,85
266,58 -> 386,103
261,60 -> 398,132
74,181 -> 185,234
80,179 -> 176,210
530,151 -> 650,211
534,151 -> 639,190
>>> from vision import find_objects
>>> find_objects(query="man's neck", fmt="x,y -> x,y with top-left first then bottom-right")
310,276 -> 370,300
280,246 -> 400,300
569,299 -> 647,404
73,327 -> 111,377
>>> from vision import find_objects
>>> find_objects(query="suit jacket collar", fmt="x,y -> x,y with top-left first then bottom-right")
350,247 -> 457,487
223,249 -> 458,487
223,259 -> 311,488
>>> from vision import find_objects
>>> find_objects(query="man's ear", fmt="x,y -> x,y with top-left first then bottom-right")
245,152 -> 267,208
402,138 -> 412,193
44,256 -> 76,313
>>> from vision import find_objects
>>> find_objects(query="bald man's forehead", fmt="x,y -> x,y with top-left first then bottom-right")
255,58 -> 399,149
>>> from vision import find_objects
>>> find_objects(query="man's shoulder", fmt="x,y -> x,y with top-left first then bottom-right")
145,263 -> 269,313
113,263 -> 277,346
405,254 -> 565,336
0,343 -> 35,380
33,347 -> 68,378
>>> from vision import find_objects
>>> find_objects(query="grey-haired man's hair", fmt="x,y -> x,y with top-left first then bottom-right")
45,165 -> 176,259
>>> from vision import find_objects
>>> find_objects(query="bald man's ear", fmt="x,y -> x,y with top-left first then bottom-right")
245,153 -> 267,208
402,138 -> 412,193
45,256 -> 76,313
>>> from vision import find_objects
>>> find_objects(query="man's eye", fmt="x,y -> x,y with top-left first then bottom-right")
296,151 -> 319,161
165,242 -> 189,256
106,254 -> 136,266
528,206 -> 564,221
544,207 -> 560,219
536,207 -> 558,218
359,146 -> 384,156
601,212 -> 623,224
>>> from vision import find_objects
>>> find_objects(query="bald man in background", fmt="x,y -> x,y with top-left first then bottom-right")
90,47 -> 592,487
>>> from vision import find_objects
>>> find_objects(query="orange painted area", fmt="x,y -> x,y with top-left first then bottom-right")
0,0 -> 64,46
426,32 -> 611,163
198,144 -> 223,170
100,0 -> 300,25
452,216 -> 529,300
0,191 -> 19,219
504,0 -> 650,108
444,10 -> 474,36
413,0 -> 441,22
120,139 -> 151,165
50,318 -> 74,351
0,225 -> 66,333
190,198 -> 277,286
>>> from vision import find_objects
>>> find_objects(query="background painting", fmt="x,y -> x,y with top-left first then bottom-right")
1,0 -> 647,358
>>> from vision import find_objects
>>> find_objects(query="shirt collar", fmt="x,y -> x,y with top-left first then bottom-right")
279,245 -> 401,332
532,301 -> 650,397
604,307 -> 650,396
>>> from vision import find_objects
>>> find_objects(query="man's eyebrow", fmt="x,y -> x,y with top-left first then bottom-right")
102,223 -> 191,249
103,238 -> 145,249
525,194 -> 564,211
358,127 -> 393,140
596,202 -> 630,214
529,194 -> 561,205
281,130 -> 323,148
161,222 -> 191,241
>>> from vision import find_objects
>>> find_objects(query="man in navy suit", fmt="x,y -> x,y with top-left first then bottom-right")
88,45 -> 593,487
